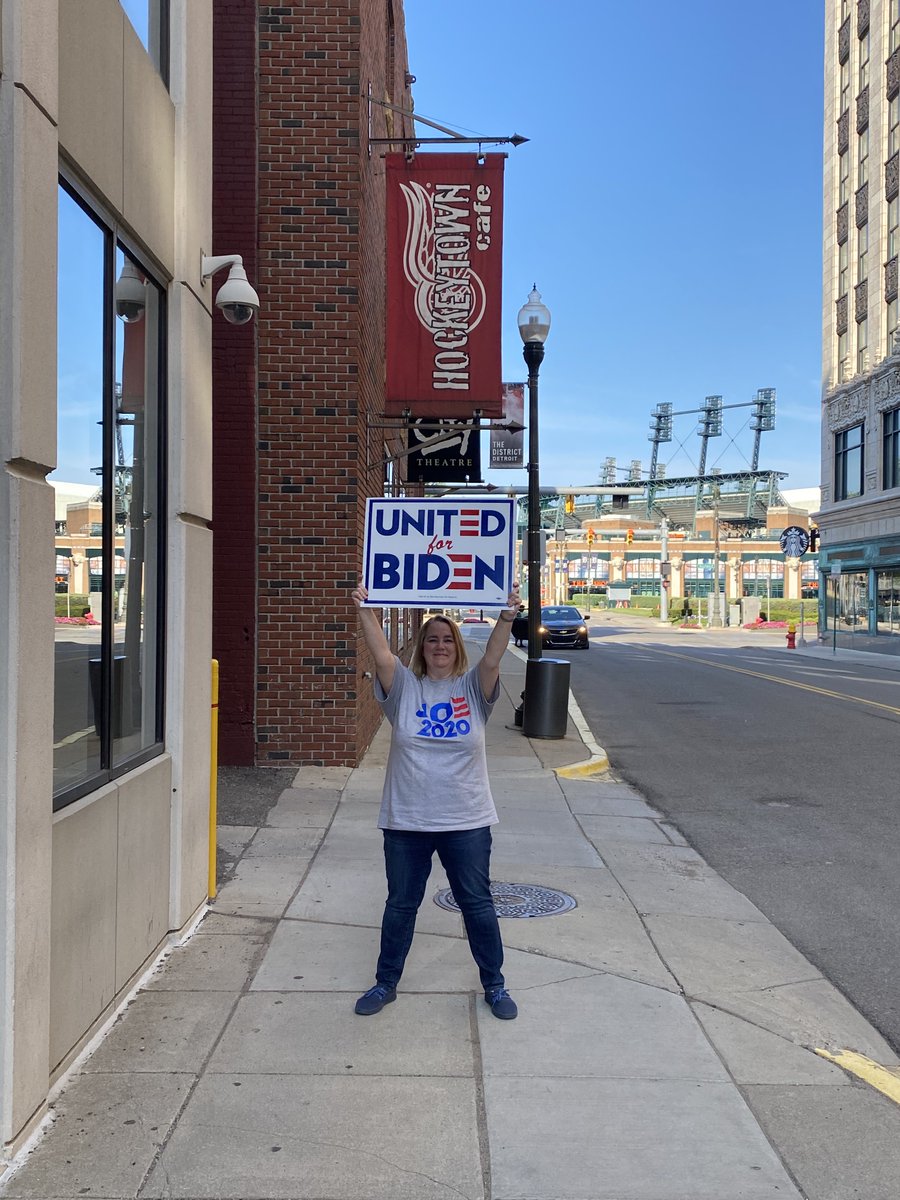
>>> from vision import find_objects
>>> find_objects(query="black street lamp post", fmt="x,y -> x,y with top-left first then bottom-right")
518,287 -> 569,739
524,348 -> 545,657
517,286 -> 551,658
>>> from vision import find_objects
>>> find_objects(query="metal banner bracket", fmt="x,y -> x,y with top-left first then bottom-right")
366,86 -> 528,156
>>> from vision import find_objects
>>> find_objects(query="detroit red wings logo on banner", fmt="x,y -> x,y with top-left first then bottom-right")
385,153 -> 504,418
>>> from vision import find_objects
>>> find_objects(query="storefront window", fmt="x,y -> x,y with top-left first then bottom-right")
568,554 -> 609,589
54,180 -> 166,807
740,558 -> 785,600
876,571 -> 900,635
624,557 -> 660,580
683,556 -> 726,597
837,571 -> 869,632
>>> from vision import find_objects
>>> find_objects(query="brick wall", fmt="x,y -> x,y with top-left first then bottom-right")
211,1 -> 412,766
212,0 -> 259,765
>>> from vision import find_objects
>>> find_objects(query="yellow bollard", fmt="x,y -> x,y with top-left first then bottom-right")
209,659 -> 219,900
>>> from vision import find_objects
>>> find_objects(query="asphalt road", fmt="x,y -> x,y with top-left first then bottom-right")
563,614 -> 900,1054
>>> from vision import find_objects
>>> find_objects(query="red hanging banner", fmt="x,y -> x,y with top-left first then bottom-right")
385,153 -> 504,418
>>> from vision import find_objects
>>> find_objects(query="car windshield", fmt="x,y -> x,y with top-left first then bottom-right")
542,607 -> 580,620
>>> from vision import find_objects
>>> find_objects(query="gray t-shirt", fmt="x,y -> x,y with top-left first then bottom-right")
374,660 -> 499,831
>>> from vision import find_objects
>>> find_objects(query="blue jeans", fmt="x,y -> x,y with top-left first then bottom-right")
376,826 -> 505,992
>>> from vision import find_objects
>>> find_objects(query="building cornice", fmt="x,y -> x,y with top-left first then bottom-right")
824,349 -> 900,431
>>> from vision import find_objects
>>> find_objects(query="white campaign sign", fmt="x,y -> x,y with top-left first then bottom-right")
362,497 -> 516,609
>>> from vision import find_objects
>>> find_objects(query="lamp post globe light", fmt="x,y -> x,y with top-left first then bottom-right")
517,285 -> 550,661
517,287 -> 570,739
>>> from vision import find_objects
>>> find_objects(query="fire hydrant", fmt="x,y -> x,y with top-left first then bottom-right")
786,622 -> 796,650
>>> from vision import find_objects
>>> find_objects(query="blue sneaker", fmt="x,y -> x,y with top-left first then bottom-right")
484,986 -> 517,1020
354,984 -> 397,1016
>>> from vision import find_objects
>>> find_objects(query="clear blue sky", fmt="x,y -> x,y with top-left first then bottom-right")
404,0 -> 825,491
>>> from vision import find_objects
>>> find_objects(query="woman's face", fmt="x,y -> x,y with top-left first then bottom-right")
421,621 -> 457,677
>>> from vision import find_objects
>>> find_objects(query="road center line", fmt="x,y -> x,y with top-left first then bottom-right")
635,646 -> 900,717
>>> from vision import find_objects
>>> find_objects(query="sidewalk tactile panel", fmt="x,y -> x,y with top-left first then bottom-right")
434,882 -> 577,918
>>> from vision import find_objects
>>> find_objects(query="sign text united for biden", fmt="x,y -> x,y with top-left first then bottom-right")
362,497 -> 516,609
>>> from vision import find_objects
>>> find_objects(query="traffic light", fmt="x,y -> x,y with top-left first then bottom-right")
626,528 -> 634,545
564,495 -> 575,514
586,528 -> 595,546
809,523 -> 819,552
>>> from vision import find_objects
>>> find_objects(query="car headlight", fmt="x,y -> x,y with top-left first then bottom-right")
538,625 -> 548,634
578,625 -> 587,634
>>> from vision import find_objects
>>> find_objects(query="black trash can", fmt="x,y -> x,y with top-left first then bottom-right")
522,658 -> 570,739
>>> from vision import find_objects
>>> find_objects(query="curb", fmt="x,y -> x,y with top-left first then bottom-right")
503,631 -> 611,777
555,754 -> 610,778
815,1049 -> 900,1107
557,689 -> 610,777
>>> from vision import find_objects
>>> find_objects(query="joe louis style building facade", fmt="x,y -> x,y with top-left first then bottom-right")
820,0 -> 900,651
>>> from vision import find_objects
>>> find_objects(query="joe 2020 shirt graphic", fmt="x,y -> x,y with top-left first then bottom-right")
375,663 -> 499,831
415,694 -> 471,739
362,497 -> 515,610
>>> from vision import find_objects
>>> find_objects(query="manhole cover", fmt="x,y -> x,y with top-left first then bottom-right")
434,882 -> 577,918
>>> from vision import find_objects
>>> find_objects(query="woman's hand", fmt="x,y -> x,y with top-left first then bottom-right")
479,583 -> 520,698
500,584 -> 521,619
351,581 -> 368,608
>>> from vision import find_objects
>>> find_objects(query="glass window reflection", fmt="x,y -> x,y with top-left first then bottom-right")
53,188 -> 106,793
113,247 -> 163,766
876,570 -> 900,635
54,181 -> 166,808
838,571 -> 869,632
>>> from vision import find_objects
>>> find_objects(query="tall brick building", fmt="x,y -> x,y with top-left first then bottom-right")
212,1 -> 416,765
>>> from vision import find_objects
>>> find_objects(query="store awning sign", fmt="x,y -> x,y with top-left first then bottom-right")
385,153 -> 504,418
362,497 -> 515,608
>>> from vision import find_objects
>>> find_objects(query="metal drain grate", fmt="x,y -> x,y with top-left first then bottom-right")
434,882 -> 577,919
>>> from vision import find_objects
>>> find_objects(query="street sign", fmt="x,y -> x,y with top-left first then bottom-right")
779,525 -> 810,556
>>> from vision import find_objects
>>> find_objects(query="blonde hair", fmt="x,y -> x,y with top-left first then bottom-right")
410,616 -> 468,678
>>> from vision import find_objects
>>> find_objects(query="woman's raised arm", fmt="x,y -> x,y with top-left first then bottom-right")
352,581 -> 396,693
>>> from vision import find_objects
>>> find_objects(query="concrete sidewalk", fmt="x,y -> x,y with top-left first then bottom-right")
5,632 -> 900,1199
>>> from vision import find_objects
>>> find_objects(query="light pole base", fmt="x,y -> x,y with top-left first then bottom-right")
522,658 -> 571,739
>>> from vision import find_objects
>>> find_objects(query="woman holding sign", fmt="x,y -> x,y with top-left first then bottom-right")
351,581 -> 521,1020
